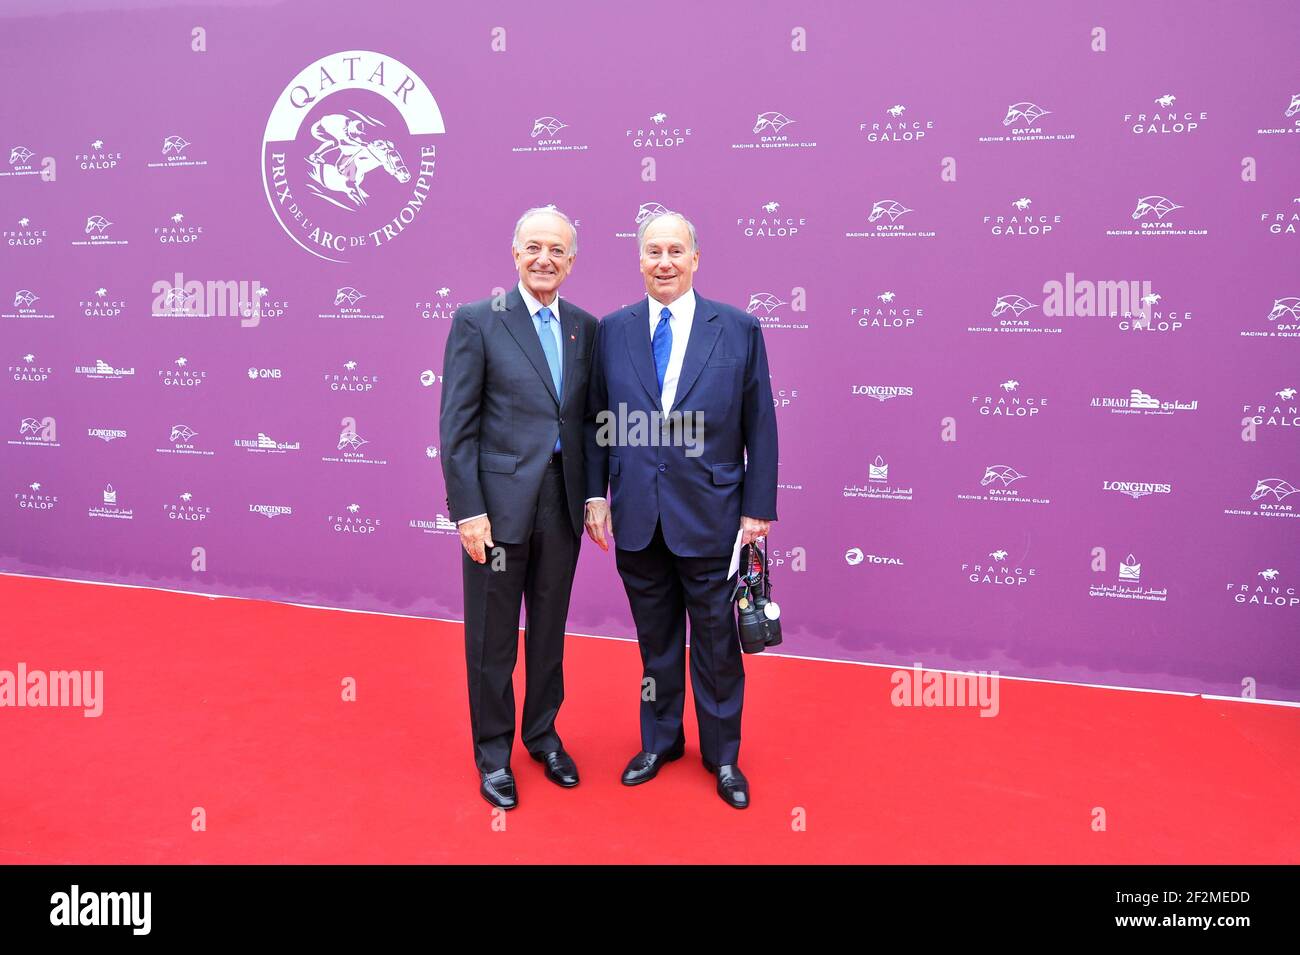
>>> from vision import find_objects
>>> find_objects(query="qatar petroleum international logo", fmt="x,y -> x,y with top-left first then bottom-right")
262,51 -> 446,263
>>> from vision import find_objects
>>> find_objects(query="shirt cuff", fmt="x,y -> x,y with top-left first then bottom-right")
456,513 -> 487,524
585,497 -> 606,504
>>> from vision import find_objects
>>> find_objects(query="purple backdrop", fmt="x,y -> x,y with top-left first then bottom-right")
3,0 -> 1298,701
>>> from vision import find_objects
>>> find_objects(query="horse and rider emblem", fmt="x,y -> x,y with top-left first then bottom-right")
304,110 -> 410,210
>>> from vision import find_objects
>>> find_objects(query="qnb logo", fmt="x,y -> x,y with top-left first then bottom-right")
50,885 -> 148,935
248,367 -> 283,379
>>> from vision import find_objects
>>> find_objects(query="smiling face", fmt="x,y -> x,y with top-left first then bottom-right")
512,212 -> 575,305
640,215 -> 699,304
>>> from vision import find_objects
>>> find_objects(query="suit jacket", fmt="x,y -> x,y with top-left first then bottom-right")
585,291 -> 778,557
440,286 -> 598,543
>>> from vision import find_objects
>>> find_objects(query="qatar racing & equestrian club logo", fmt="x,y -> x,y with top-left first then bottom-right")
262,50 -> 446,263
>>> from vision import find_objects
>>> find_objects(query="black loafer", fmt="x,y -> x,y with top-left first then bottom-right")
532,749 -> 579,787
479,767 -> 518,810
620,735 -> 685,786
703,761 -> 749,810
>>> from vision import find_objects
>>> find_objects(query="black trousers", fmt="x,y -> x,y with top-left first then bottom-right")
614,520 -> 745,766
462,456 -> 579,772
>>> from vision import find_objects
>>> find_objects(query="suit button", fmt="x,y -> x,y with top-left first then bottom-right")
657,463 -> 667,472
558,416 -> 565,425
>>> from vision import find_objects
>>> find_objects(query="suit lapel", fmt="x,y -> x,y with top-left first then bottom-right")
500,286 -> 560,406
668,292 -> 721,412
558,298 -> 579,410
624,298 -> 661,408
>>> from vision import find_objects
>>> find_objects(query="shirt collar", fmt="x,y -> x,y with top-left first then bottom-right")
647,287 -> 696,321
517,280 -> 559,319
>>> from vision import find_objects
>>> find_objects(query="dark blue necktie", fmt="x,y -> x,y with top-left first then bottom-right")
537,306 -> 562,451
652,306 -> 673,394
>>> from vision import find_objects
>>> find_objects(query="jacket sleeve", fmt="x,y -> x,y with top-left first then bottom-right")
584,318 -> 610,501
439,305 -> 488,521
740,315 -> 779,521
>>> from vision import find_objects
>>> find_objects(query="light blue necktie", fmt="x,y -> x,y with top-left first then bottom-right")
537,306 -> 562,451
653,306 -> 673,394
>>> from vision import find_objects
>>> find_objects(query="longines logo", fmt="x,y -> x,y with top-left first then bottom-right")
737,201 -> 805,238
87,428 -> 127,443
731,110 -> 817,150
74,359 -> 135,381
745,291 -> 807,331
4,215 -> 46,246
321,416 -> 387,466
163,491 -> 211,522
155,424 -> 214,457
850,385 -> 913,402
1123,94 -> 1206,135
845,199 -> 936,240
512,115 -> 588,154
1102,480 -> 1172,500
1240,296 -> 1300,340
71,214 -> 128,247
319,286 -> 385,320
249,503 -> 293,519
1088,387 -> 1198,416
970,378 -> 1048,418
10,416 -> 59,447
1228,568 -> 1297,608
1256,93 -> 1300,136
3,146 -> 42,178
968,293 -> 1061,335
1223,476 -> 1300,520
262,50 -> 446,263
3,288 -> 54,320
416,285 -> 461,320
859,104 -> 933,143
324,360 -> 380,392
80,287 -> 125,318
957,464 -> 1051,506
851,289 -> 925,331
962,547 -> 1037,586
10,353 -> 50,383
626,112 -> 693,149
14,481 -> 57,511
1089,551 -> 1168,602
410,514 -> 458,535
1244,387 -> 1299,431
328,503 -> 382,534
147,134 -> 209,169
981,197 -> 1062,237
153,210 -> 205,245
75,138 -> 124,171
977,102 -> 1076,143
843,454 -> 913,502
157,356 -> 207,388
1105,195 -> 1207,238
89,483 -> 133,520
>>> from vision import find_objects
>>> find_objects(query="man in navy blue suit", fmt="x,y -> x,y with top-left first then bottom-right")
584,210 -> 778,809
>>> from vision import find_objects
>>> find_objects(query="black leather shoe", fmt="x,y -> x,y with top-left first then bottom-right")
620,735 -> 685,786
703,761 -> 750,809
532,749 -> 579,787
479,768 -> 518,810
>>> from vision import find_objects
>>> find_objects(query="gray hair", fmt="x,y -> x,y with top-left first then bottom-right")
511,205 -> 578,256
636,210 -> 699,254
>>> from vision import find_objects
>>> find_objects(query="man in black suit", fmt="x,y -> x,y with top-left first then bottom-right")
584,211 -> 778,809
439,206 -> 598,810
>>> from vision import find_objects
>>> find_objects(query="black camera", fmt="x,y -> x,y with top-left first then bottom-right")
733,538 -> 782,654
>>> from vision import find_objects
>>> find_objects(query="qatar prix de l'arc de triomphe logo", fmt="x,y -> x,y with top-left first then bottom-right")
262,50 -> 445,263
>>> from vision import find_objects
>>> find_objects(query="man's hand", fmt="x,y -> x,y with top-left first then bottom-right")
585,500 -> 612,552
458,515 -> 495,564
740,516 -> 771,546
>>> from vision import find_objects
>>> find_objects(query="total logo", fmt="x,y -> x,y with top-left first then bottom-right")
3,145 -> 43,178
1240,295 -> 1300,341
419,369 -> 442,387
10,416 -> 59,448
3,288 -> 55,321
1105,194 -> 1208,238
981,196 -> 1062,237
321,416 -> 387,466
513,115 -> 589,154
850,289 -> 926,331
1102,480 -> 1173,500
416,285 -> 460,320
737,200 -> 805,238
80,287 -> 125,319
843,454 -> 913,502
730,110 -> 817,151
1223,476 -> 1300,520
970,378 -> 1048,419
9,353 -> 51,384
1227,567 -> 1298,608
247,367 -> 283,380
1256,93 -> 1300,137
1244,386 -> 1299,431
859,103 -> 934,143
962,547 -> 1038,586
845,199 -> 936,240
75,138 -> 124,171
409,513 -> 458,535
162,491 -> 212,522
3,215 -> 46,247
319,286 -> 385,321
153,210 -> 206,244
324,359 -> 381,392
74,358 -> 135,381
71,214 -> 128,247
956,464 -> 1051,506
1258,203 -> 1299,237
157,356 -> 207,388
844,547 -> 904,567
155,423 -> 213,457
147,134 -> 208,170
14,480 -> 57,512
87,427 -> 128,443
745,290 -> 808,331
1088,551 -> 1168,602
968,293 -> 1061,335
626,111 -> 693,149
234,430 -> 301,454
849,384 -> 914,403
977,101 -> 1076,143
89,483 -> 133,520
328,502 -> 382,534
249,503 -> 293,519
262,50 -> 446,264
1123,93 -> 1206,135
1088,387 -> 1198,416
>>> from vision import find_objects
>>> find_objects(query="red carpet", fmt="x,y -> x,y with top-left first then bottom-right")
1,574 -> 1296,864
